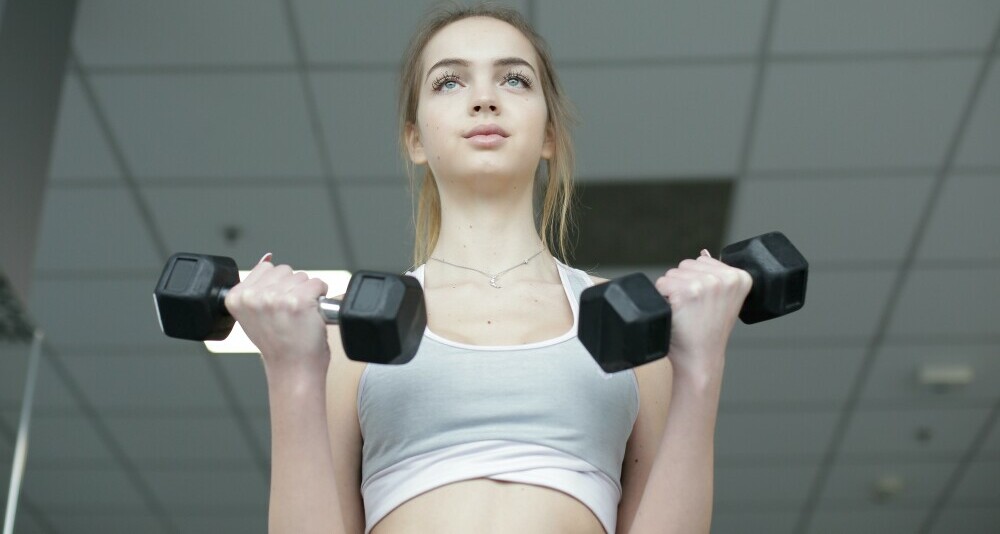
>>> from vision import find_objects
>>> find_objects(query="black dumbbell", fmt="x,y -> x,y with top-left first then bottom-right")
578,231 -> 808,373
152,253 -> 427,365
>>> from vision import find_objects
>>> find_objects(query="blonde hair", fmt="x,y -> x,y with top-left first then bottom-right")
397,1 -> 580,269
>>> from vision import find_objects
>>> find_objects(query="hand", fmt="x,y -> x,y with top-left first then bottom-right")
223,253 -> 331,374
653,249 -> 753,377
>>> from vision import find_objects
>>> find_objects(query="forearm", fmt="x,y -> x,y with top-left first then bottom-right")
628,360 -> 723,534
265,362 -> 345,534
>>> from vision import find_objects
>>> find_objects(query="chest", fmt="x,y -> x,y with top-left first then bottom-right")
423,280 -> 574,346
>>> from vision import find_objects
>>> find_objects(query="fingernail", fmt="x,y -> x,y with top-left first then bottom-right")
258,252 -> 272,264
700,249 -> 711,257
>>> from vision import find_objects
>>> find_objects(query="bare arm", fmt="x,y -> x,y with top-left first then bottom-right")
265,357 -> 347,534
627,359 -> 722,534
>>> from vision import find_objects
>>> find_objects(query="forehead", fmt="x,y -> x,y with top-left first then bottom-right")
421,17 -> 538,73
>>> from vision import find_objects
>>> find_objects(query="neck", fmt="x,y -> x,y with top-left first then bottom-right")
427,178 -> 554,285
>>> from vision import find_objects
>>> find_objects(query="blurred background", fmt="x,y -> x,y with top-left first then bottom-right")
1,0 -> 999,532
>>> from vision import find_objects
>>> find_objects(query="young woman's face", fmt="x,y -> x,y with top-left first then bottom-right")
406,17 -> 553,182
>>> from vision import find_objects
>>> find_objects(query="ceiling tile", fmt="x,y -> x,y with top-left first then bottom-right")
147,183 -> 347,270
33,185 -> 162,272
146,469 -> 267,507
919,173 -> 1000,262
728,175 -> 935,265
772,0 -> 1000,54
22,467 -> 145,508
561,64 -> 755,180
727,268 -> 896,343
930,505 -> 1000,534
28,279 -> 180,349
539,0 -> 767,60
0,342 -> 30,410
716,410 -> 839,458
809,508 -> 925,534
59,352 -> 228,410
818,457 -> 958,506
217,356 -> 268,411
74,0 -> 294,66
311,70 -> 406,179
956,59 -> 1000,167
47,513 -> 164,533
715,462 -> 818,506
22,410 -> 114,463
887,267 -> 1000,339
340,184 -> 416,272
980,416 -> 1000,459
840,407 -> 992,456
860,344 -> 1000,407
48,75 -> 121,182
721,346 -> 864,407
293,0 -> 528,64
106,415 -> 258,462
950,459 -> 1000,505
710,510 -> 798,534
91,73 -> 323,179
751,59 -> 978,171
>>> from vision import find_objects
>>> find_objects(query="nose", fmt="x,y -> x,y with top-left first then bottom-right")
470,84 -> 499,115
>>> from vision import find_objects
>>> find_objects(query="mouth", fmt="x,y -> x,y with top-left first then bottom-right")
463,124 -> 509,138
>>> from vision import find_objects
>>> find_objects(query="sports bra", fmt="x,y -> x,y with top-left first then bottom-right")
357,259 -> 640,533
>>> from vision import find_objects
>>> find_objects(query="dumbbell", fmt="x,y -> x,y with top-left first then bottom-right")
578,231 -> 808,373
152,253 -> 427,365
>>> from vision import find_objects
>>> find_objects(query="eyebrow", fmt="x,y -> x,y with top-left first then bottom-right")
424,57 -> 537,82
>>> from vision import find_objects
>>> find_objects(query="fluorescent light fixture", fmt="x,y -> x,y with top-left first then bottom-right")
205,269 -> 353,354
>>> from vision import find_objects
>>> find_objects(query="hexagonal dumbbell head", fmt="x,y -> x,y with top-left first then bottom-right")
154,253 -> 240,341
720,231 -> 808,324
339,271 -> 426,366
578,273 -> 672,373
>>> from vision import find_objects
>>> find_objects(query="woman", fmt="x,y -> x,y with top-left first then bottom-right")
225,4 -> 750,533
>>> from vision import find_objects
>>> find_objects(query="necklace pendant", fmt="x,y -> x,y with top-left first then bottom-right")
490,276 -> 501,289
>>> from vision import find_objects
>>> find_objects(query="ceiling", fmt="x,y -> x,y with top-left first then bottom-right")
2,0 -> 999,532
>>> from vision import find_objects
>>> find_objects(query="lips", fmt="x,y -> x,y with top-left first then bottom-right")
463,124 -> 509,138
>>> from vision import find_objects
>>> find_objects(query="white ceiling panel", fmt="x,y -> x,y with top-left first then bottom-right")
727,175 -> 935,265
956,59 -> 1000,167
919,173 -> 1000,261
341,184 -> 416,272
47,513 -> 164,534
28,279 -> 181,349
839,407 -> 992,456
294,0 -> 528,64
562,64 -> 755,180
751,59 -> 978,171
146,469 -> 267,507
721,346 -> 865,407
217,356 -> 268,411
22,411 -> 113,463
22,467 -> 144,508
772,0 -> 1000,54
860,344 -> 1000,407
91,73 -> 324,179
950,459 -> 1000,505
710,510 -> 797,534
311,71 -> 408,179
716,410 -> 839,458
74,0 -> 294,67
147,183 -> 346,270
107,416 -> 257,462
931,505 -> 1000,534
715,462 -> 818,506
539,0 -> 767,60
818,458 -> 957,506
808,508 -> 925,534
887,267 -> 1000,339
173,513 -> 267,534
58,353 -> 227,410
33,185 -> 161,273
47,75 -> 121,182
727,268 -> 896,343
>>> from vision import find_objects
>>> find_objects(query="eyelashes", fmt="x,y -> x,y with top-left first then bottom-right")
430,69 -> 534,92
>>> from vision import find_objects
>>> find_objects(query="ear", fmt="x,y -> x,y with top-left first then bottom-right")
405,122 -> 427,165
541,123 -> 555,160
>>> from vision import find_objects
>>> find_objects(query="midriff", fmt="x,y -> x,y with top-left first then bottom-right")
369,478 -> 606,534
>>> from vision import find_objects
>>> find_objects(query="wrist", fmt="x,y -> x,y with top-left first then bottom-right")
263,356 -> 329,392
